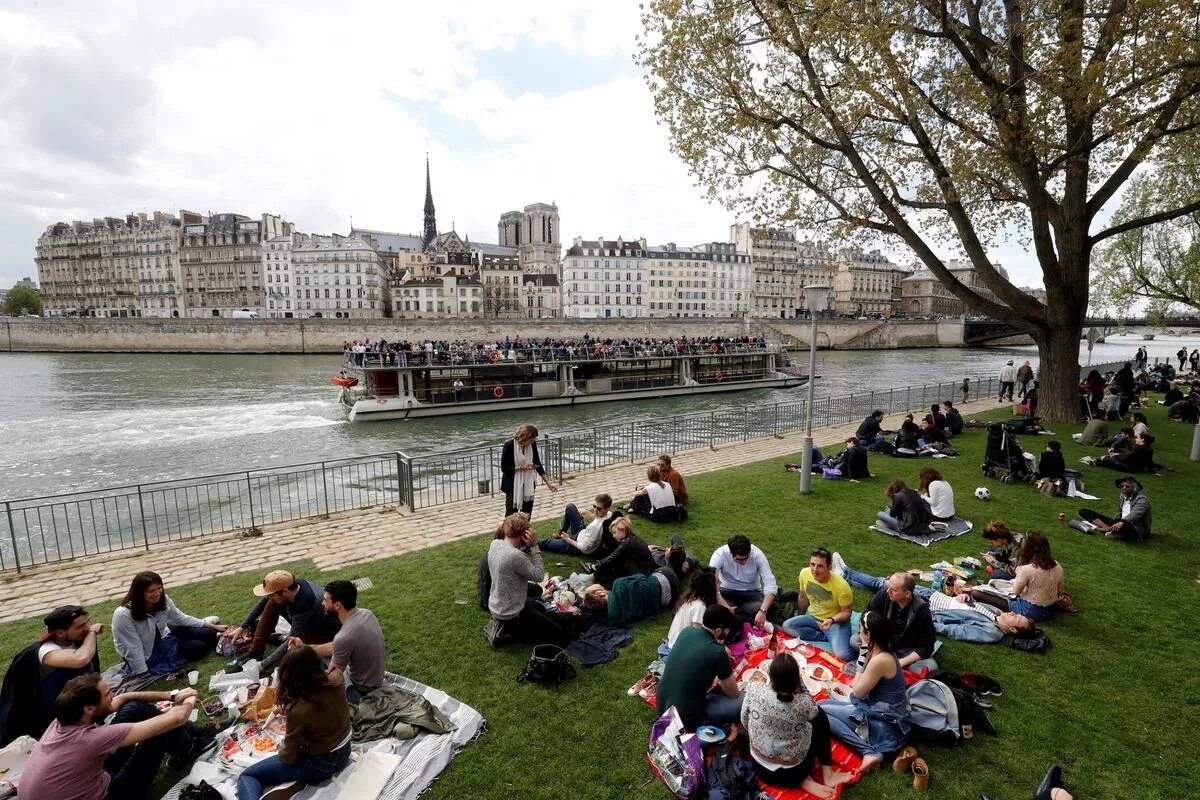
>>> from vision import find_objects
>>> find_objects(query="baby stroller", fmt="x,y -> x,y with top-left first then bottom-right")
981,423 -> 1033,483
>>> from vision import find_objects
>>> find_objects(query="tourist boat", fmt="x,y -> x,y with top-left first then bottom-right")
335,343 -> 808,421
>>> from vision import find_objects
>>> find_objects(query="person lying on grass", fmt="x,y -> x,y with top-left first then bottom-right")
581,558 -> 679,626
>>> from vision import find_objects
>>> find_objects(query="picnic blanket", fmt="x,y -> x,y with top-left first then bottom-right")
870,516 -> 974,547
163,672 -> 484,800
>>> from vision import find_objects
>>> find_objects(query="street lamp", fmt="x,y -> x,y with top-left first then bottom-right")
799,284 -> 831,495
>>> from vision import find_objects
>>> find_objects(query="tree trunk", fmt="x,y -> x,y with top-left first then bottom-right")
1034,329 -> 1082,423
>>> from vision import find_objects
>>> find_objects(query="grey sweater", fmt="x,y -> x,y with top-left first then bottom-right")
112,595 -> 204,675
487,539 -> 544,620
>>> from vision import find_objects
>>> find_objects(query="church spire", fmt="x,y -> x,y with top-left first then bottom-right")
422,156 -> 437,250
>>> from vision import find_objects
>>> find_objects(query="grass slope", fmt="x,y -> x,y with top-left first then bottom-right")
1,402 -> 1196,800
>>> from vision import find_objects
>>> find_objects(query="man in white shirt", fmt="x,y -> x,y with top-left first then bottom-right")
708,534 -> 778,628
539,494 -> 619,555
998,359 -> 1017,401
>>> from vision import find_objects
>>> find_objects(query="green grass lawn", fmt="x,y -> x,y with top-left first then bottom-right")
3,401 -> 1197,799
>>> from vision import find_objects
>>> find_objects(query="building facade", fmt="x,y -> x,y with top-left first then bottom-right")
731,223 -> 835,318
289,233 -> 389,319
561,237 -> 647,318
178,212 -> 290,317
897,258 -> 1008,318
261,234 -> 295,318
497,202 -> 561,276
35,212 -> 184,318
832,249 -> 910,317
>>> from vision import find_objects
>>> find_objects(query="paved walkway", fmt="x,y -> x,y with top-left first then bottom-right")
0,398 -> 1005,623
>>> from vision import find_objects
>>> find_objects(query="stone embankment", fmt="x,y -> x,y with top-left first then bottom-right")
0,396 -> 1003,623
2,316 -> 964,353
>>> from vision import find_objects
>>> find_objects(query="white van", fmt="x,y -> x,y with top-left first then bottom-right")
231,309 -> 258,319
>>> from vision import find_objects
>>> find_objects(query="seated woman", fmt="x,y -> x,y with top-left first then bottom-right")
917,467 -> 955,522
112,571 -> 226,677
1087,433 -> 1156,473
664,568 -> 719,654
589,517 -> 656,586
236,646 -> 352,800
1130,412 -> 1150,439
1036,441 -> 1065,480
981,520 -> 1024,580
1099,386 -> 1122,420
875,479 -> 932,536
627,465 -> 679,522
970,530 -> 1063,622
819,612 -> 912,773
741,655 -> 852,798
893,419 -> 921,455
918,416 -> 950,450
1080,369 -> 1106,416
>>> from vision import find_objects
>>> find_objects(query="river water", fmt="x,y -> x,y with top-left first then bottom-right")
2,334 -> 1197,500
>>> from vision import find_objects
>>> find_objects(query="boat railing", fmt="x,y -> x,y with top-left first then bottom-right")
344,341 -> 780,369
0,375 -> 1002,574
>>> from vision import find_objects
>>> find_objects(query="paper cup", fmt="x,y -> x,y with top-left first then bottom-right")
188,670 -> 200,686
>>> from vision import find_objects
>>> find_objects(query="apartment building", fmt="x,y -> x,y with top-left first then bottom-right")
290,233 -> 390,319
178,211 -> 290,317
832,249 -> 910,317
898,258 -> 1007,318
561,237 -> 647,318
731,223 -> 835,318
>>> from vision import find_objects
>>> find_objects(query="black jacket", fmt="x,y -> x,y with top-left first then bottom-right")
856,416 -> 883,439
865,590 -> 936,659
838,444 -> 870,479
500,438 -> 546,497
0,640 -> 100,746
593,533 -> 655,585
1037,450 -> 1066,479
887,489 -> 932,533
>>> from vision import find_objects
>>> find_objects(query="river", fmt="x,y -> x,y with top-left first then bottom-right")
2,334 -> 1196,500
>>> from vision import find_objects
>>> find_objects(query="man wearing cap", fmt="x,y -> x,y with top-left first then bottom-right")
226,570 -> 341,670
998,360 -> 1017,402
0,605 -> 103,745
1078,476 -> 1153,541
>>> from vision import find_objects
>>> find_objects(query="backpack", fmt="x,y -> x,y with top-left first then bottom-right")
704,739 -> 758,800
906,678 -> 974,746
179,782 -> 224,800
875,440 -> 896,456
516,644 -> 576,686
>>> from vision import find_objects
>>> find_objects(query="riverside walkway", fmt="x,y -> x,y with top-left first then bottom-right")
0,397 -> 1006,624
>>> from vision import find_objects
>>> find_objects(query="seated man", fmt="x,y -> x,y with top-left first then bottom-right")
486,513 -> 575,646
829,561 -> 936,671
226,570 -> 342,671
1074,417 -> 1109,446
942,400 -> 964,436
1079,476 -> 1152,541
581,563 -> 677,626
655,605 -> 742,730
709,534 -> 778,627
588,517 -> 656,586
782,548 -> 854,661
0,605 -> 103,745
855,410 -> 893,451
18,674 -> 201,800
1168,395 -> 1199,423
825,436 -> 871,480
832,553 -> 1034,646
539,493 -> 620,556
657,454 -> 689,506
1037,440 -> 1065,480
289,580 -> 385,702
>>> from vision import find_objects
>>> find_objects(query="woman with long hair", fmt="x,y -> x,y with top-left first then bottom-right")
981,520 -> 1023,580
665,568 -> 718,650
917,467 -> 955,521
741,653 -> 852,797
111,570 -> 226,676
500,423 -> 557,516
875,479 -> 932,535
972,530 -> 1064,621
628,464 -> 678,522
236,645 -> 352,800
819,612 -> 912,773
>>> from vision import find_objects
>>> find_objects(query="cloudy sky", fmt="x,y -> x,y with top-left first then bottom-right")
0,0 -> 1049,291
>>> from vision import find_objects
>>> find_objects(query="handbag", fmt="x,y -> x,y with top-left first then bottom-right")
516,644 -> 576,686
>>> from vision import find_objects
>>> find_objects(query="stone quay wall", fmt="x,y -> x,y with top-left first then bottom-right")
1,317 -> 964,354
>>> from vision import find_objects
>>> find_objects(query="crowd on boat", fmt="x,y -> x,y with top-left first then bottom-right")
341,334 -> 771,368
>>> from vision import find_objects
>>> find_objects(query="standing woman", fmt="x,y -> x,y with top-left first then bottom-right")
237,645 -> 352,800
741,654 -> 852,798
112,571 -> 226,677
917,468 -> 955,522
972,530 -> 1064,622
500,423 -> 557,516
819,612 -> 912,773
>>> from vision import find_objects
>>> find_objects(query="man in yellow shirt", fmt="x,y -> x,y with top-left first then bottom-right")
781,548 -> 854,659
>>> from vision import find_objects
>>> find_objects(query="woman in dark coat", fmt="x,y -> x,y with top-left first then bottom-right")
500,423 -> 557,516
875,479 -> 932,535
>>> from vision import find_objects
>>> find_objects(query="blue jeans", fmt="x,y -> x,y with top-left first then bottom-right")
781,614 -> 853,661
236,741 -> 352,800
844,566 -> 933,600
860,434 -> 884,450
705,691 -> 745,726
719,588 -> 763,624
821,699 -> 908,760
1010,596 -> 1054,621
538,503 -> 586,553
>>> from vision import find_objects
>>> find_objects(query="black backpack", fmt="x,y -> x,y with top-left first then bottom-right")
516,645 -> 577,686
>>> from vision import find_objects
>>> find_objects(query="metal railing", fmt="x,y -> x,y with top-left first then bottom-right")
0,376 -> 1001,574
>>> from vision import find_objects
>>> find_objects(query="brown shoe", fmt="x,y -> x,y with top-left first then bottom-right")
912,758 -> 930,791
892,745 -> 918,773
261,782 -> 304,800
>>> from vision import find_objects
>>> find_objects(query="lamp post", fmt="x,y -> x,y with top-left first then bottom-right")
799,284 -> 831,494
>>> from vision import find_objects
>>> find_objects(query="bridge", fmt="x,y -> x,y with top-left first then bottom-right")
964,319 -> 1027,345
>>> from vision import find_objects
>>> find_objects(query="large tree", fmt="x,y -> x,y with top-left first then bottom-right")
1093,141 -> 1200,316
639,0 -> 1200,421
2,285 -> 43,317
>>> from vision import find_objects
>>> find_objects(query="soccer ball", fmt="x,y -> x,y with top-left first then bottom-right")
974,487 -> 991,501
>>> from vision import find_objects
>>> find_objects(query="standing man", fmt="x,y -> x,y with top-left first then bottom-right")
1178,346 -> 1188,372
708,534 -> 778,627
1016,360 -> 1034,399
18,674 -> 199,800
781,548 -> 855,661
998,360 -> 1017,402
289,580 -> 385,701
655,605 -> 742,730
657,454 -> 689,506
226,570 -> 342,671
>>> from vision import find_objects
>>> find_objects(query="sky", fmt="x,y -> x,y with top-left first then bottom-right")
0,0 -> 1054,291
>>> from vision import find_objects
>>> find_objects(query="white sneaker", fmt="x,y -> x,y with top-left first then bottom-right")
831,551 -> 847,579
202,615 -> 221,625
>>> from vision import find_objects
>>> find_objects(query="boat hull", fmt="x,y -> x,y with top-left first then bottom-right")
347,375 -> 806,421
